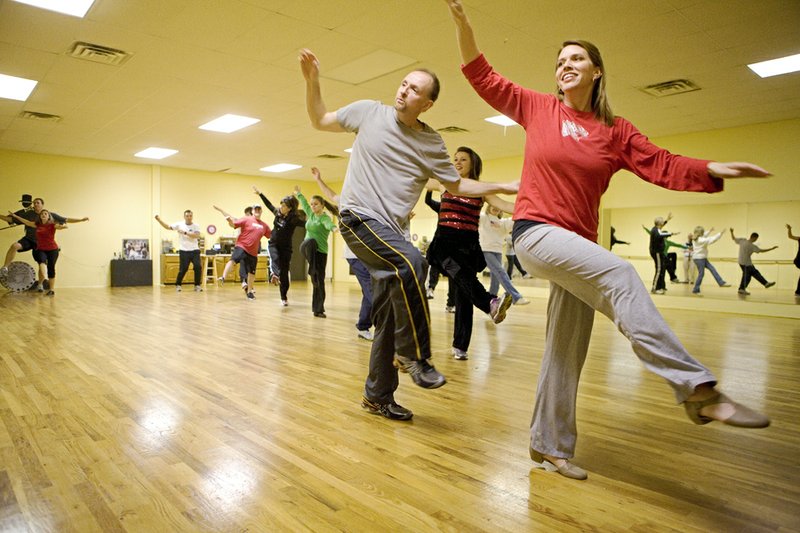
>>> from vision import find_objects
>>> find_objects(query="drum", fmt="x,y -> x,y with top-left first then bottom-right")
0,261 -> 37,292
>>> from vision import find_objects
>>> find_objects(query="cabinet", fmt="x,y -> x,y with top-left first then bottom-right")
161,254 -> 213,288
212,254 -> 269,282
110,259 -> 152,287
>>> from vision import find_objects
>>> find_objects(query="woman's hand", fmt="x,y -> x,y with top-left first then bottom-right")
707,162 -> 771,178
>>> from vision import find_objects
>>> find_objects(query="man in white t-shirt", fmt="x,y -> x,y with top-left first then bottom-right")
155,210 -> 202,292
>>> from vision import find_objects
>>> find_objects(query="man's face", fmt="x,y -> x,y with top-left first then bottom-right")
33,199 -> 44,212
394,71 -> 434,117
184,212 -> 193,224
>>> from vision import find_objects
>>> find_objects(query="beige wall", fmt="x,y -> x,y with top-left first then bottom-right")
2,117 -> 797,288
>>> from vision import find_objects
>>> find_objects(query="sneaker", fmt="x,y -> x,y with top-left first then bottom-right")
522,274 -> 532,279
270,274 -> 279,286
452,347 -> 468,360
217,276 -> 225,286
42,279 -> 50,290
242,282 -> 248,293
45,290 -> 55,297
651,289 -> 665,295
719,282 -> 731,287
314,311 -> 326,318
445,305 -> 455,313
361,396 -> 413,420
176,285 -> 182,292
358,329 -> 374,341
194,285 -> 203,292
738,289 -> 750,295
37,284 -> 44,292
281,300 -> 289,307
514,297 -> 530,306
670,278 -> 680,283
426,287 -> 434,299
765,281 -> 776,288
246,291 -> 256,300
489,293 -> 513,324
394,355 -> 446,389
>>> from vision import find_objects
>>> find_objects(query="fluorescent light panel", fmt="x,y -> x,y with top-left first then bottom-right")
0,73 -> 38,101
135,147 -> 178,160
344,148 -> 352,153
260,163 -> 301,173
485,115 -> 518,127
199,114 -> 260,133
748,53 -> 800,78
12,0 -> 95,17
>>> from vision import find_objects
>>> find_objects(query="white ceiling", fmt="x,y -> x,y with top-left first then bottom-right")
1,0 -> 799,180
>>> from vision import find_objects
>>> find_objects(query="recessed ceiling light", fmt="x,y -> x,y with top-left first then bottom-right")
485,115 -> 518,127
260,163 -> 301,173
344,148 -> 353,153
199,114 -> 260,133
135,147 -> 178,160
11,0 -> 95,18
0,73 -> 38,101
748,53 -> 800,78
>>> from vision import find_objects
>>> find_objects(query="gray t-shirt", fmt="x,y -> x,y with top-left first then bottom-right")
337,100 -> 460,235
735,237 -> 761,266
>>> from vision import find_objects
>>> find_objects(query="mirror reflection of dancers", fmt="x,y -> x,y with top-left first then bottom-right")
609,226 -> 629,249
155,211 -> 202,292
295,181 -> 338,318
8,209 -> 88,296
444,0 -> 770,481
311,167 -> 374,339
730,228 -> 777,296
213,204 -> 271,300
787,224 -> 800,297
252,185 -> 305,307
425,146 -> 516,361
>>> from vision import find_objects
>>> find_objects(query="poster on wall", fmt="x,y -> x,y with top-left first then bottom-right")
122,239 -> 150,260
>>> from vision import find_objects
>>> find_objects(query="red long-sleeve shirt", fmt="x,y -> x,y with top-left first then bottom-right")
462,54 -> 722,242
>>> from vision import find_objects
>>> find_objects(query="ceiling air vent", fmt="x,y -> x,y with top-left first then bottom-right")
20,111 -> 62,122
639,79 -> 700,97
437,126 -> 470,133
317,154 -> 345,159
68,41 -> 131,66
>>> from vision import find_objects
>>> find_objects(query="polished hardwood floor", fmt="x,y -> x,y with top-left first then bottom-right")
1,280 -> 798,532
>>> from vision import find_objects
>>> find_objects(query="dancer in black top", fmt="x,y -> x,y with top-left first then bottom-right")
252,185 -> 306,306
425,146 -> 516,361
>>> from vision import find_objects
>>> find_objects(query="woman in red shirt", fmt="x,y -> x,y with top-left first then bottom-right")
9,209 -> 87,296
443,0 -> 771,480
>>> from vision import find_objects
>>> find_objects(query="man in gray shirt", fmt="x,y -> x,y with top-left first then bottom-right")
300,48 -> 517,421
730,228 -> 777,295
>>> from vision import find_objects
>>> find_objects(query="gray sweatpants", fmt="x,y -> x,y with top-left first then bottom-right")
514,224 -> 716,459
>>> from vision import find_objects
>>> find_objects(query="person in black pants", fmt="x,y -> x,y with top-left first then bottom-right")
787,224 -> 800,297
253,185 -> 306,306
425,146 -> 515,361
155,211 -> 202,292
649,213 -> 679,295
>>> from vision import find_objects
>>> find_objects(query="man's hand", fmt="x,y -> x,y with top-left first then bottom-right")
299,49 -> 320,83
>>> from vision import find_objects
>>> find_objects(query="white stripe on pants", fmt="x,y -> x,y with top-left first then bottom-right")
514,224 -> 716,459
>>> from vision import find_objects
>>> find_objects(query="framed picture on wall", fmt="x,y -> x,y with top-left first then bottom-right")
122,239 -> 150,260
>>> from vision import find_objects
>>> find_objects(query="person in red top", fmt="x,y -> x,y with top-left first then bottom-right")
213,204 -> 271,300
9,209 -> 88,296
443,0 -> 771,480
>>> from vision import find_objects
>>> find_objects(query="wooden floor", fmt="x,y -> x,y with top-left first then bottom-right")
1,281 -> 798,532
